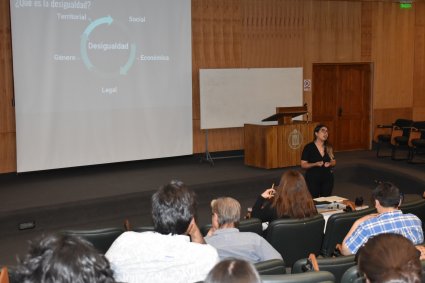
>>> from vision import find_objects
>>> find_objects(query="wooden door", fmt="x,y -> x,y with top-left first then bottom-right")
312,63 -> 371,151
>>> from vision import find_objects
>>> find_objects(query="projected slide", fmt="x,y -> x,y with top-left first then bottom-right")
10,0 -> 192,172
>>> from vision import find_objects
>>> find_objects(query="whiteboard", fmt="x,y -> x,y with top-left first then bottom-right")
200,68 -> 303,129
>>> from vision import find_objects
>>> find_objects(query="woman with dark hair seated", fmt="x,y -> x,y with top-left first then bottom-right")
251,169 -> 318,224
14,233 -> 116,283
357,233 -> 422,283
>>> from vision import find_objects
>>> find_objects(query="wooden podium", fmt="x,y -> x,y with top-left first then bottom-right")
244,106 -> 318,169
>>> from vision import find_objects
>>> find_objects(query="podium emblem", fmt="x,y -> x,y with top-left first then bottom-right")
288,129 -> 303,149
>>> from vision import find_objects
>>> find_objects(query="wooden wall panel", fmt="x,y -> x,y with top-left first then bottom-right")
240,0 -> 304,67
361,2 -> 373,61
192,0 -> 243,153
0,0 -> 16,172
371,2 -> 415,109
373,108 -> 412,129
413,2 -> 425,119
0,133 -> 16,173
303,1 -> 363,115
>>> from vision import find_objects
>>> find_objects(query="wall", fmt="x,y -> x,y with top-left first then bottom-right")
1,0 -> 424,172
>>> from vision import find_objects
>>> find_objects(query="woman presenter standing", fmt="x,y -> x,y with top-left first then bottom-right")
301,124 -> 336,198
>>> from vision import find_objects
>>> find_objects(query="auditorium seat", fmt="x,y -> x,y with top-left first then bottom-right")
399,198 -> 425,232
200,217 -> 263,236
340,265 -> 361,283
261,271 -> 335,283
292,255 -> 356,282
132,226 -> 155,232
254,259 -> 286,275
265,214 -> 325,268
320,207 -> 376,257
61,227 -> 124,254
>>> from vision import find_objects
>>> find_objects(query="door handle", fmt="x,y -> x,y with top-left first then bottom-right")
338,107 -> 343,117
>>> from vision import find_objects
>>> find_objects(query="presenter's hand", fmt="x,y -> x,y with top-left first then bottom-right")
316,161 -> 324,167
324,162 -> 331,167
261,188 -> 276,199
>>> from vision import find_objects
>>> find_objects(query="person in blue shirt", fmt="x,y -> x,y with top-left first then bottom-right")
341,182 -> 423,255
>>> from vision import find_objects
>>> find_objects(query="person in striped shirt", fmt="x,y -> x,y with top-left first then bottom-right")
340,182 -> 423,255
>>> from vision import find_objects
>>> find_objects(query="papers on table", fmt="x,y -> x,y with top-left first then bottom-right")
314,196 -> 348,203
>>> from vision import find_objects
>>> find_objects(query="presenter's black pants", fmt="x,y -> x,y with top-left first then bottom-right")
305,170 -> 334,198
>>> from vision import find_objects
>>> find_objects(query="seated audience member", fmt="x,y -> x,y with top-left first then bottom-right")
14,233 -> 116,283
204,258 -> 261,283
341,182 -> 423,255
357,233 -> 422,283
251,170 -> 317,223
105,180 -> 219,283
204,197 -> 282,262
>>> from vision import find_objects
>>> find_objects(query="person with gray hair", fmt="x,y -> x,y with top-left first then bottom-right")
204,197 -> 282,263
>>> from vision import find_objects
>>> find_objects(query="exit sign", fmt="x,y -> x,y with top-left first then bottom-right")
400,3 -> 412,9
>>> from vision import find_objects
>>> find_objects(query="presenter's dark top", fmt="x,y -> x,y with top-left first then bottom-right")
301,142 -> 334,197
301,142 -> 332,173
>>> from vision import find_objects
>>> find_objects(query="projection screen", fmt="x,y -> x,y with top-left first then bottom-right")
10,0 -> 192,172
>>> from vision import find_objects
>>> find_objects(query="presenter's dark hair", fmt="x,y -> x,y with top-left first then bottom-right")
15,233 -> 116,283
204,258 -> 261,283
152,179 -> 197,235
357,233 -> 421,283
313,124 -> 327,140
371,181 -> 401,208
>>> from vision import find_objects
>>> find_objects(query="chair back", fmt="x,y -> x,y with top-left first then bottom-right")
133,226 -> 155,232
266,214 -> 325,268
201,217 -> 263,236
62,227 -> 124,254
0,267 -> 9,283
340,265 -> 363,283
254,259 -> 286,275
394,119 -> 414,136
400,198 -> 425,232
293,255 -> 356,282
321,207 -> 376,257
261,271 -> 335,283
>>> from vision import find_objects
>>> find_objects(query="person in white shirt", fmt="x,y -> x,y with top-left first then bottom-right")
106,180 -> 219,283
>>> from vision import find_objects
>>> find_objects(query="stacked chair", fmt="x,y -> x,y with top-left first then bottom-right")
374,118 -> 425,163
373,118 -> 413,158
408,121 -> 425,163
